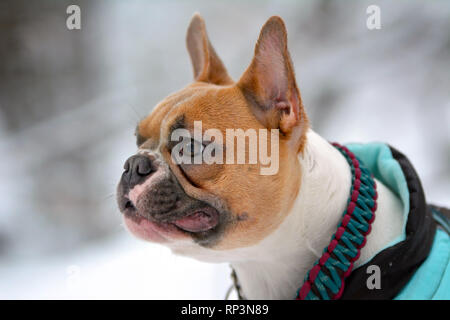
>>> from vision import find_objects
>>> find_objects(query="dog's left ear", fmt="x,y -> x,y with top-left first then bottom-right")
238,16 -> 307,136
186,13 -> 233,85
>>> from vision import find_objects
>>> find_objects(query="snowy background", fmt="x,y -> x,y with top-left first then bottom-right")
0,0 -> 449,299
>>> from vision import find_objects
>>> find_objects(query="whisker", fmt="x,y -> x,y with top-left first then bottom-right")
128,104 -> 143,122
102,193 -> 116,201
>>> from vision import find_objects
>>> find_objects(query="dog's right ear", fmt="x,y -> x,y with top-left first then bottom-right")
186,13 -> 233,85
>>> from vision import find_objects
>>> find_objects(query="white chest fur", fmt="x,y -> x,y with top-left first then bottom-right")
230,130 -> 404,299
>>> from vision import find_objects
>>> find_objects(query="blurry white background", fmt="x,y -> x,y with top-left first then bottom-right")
0,0 -> 449,299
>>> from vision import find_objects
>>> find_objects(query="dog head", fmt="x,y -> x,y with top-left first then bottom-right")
116,14 -> 308,260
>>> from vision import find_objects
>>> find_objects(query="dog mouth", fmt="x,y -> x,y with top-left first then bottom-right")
122,200 -> 220,240
117,166 -> 227,245
171,207 -> 220,233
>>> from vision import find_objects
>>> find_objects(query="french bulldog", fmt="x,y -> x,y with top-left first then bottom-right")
116,14 -> 406,299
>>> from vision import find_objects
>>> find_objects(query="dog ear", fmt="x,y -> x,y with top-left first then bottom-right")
238,16 -> 307,135
186,13 -> 233,85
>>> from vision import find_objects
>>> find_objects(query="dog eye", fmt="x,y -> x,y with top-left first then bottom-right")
182,139 -> 204,157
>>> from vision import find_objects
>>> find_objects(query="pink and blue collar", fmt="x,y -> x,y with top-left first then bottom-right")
296,143 -> 378,300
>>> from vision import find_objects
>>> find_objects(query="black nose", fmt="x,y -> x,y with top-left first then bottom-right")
122,154 -> 154,188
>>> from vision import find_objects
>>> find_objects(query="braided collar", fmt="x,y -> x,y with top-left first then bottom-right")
297,143 -> 377,299
229,143 -> 378,300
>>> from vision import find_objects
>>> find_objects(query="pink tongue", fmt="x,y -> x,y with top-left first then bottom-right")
173,211 -> 218,233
